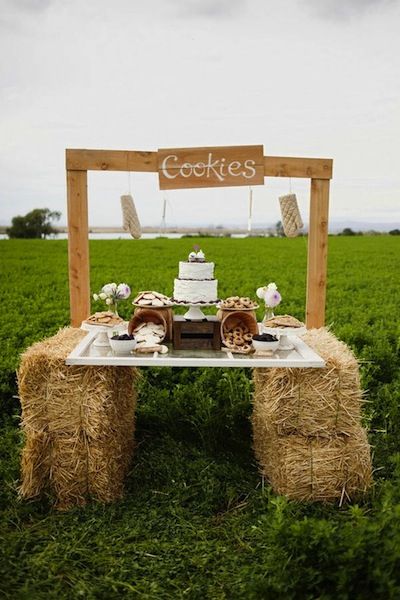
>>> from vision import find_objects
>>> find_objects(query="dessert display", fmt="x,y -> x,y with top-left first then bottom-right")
263,314 -> 304,329
80,273 -> 312,360
219,296 -> 258,310
172,249 -> 219,304
133,291 -> 172,307
84,311 -> 124,327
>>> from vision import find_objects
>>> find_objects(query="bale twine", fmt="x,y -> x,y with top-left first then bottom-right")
18,327 -> 139,509
253,328 -> 363,437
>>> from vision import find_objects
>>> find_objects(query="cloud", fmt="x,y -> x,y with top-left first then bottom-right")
0,0 -> 53,30
3,0 -> 53,12
172,0 -> 246,19
304,0 -> 398,20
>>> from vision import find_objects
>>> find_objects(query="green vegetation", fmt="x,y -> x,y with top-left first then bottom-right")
1,236 -> 400,599
6,208 -> 61,239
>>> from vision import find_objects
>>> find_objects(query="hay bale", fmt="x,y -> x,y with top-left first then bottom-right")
253,328 -> 363,437
252,417 -> 372,503
252,328 -> 373,503
18,327 -> 139,509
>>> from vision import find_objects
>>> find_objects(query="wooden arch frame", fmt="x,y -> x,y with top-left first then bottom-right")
66,147 -> 332,328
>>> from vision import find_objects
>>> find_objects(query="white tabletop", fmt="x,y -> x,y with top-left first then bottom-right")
66,329 -> 325,368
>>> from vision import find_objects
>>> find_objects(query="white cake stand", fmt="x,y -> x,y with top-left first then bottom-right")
173,302 -> 219,321
81,321 -> 128,347
262,326 -> 307,350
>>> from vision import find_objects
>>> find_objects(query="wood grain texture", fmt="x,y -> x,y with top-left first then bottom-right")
173,316 -> 221,350
158,145 -> 265,190
66,148 -> 332,180
67,170 -> 90,327
264,156 -> 333,179
306,178 -> 330,329
66,149 -> 158,172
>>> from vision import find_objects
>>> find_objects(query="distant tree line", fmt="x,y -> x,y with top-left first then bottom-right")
7,208 -> 61,239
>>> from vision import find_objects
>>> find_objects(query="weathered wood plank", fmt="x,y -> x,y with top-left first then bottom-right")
66,149 -> 158,172
264,156 -> 333,179
67,170 -> 90,327
66,148 -> 332,179
158,145 -> 265,190
306,178 -> 330,328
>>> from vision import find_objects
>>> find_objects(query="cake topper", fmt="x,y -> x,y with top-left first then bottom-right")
188,246 -> 206,262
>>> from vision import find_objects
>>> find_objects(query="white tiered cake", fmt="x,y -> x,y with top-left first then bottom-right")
173,250 -> 218,304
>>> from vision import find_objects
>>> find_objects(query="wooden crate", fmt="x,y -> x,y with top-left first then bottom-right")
173,315 -> 221,350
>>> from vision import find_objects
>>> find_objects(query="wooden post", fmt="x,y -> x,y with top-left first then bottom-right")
306,178 -> 330,329
67,170 -> 90,327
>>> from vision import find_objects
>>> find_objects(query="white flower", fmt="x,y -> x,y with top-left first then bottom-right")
99,292 -> 107,300
93,293 -> 99,301
105,298 -> 112,305
116,283 -> 131,300
267,282 -> 277,291
256,286 -> 266,300
264,289 -> 282,308
102,283 -> 117,296
196,250 -> 205,260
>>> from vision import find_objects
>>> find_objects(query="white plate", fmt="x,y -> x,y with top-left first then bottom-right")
217,303 -> 259,312
262,325 -> 307,350
81,321 -> 128,347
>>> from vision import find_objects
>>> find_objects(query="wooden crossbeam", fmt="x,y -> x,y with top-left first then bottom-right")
66,147 -> 332,328
66,149 -> 332,179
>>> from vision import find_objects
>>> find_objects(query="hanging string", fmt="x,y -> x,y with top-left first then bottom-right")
248,186 -> 253,233
160,193 -> 167,234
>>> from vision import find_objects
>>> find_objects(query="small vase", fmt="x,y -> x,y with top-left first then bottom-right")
262,306 -> 274,327
108,302 -> 119,317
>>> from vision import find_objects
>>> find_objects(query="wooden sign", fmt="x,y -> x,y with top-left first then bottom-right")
158,145 -> 264,190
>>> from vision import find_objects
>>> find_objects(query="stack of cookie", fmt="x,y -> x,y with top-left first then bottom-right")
84,311 -> 123,327
133,291 -> 172,308
222,324 -> 253,353
220,311 -> 259,354
132,291 -> 173,341
219,296 -> 258,310
130,321 -> 168,354
263,314 -> 304,328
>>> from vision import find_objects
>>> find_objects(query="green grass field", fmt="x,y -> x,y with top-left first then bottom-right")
1,236 -> 400,599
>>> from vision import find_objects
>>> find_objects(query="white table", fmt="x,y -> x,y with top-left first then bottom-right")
66,329 -> 325,368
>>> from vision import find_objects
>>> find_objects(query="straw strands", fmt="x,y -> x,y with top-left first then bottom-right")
253,328 -> 364,437
18,328 -> 139,509
252,328 -> 372,503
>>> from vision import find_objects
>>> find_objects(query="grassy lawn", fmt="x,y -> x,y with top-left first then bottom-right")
1,236 -> 400,599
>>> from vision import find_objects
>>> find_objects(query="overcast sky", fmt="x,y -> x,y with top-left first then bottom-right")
1,0 -> 399,229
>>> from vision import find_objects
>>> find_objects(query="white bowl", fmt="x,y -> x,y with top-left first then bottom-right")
109,336 -> 137,355
252,338 -> 280,353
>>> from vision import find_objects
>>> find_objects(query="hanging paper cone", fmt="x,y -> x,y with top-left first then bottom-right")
121,194 -> 142,239
279,194 -> 304,238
